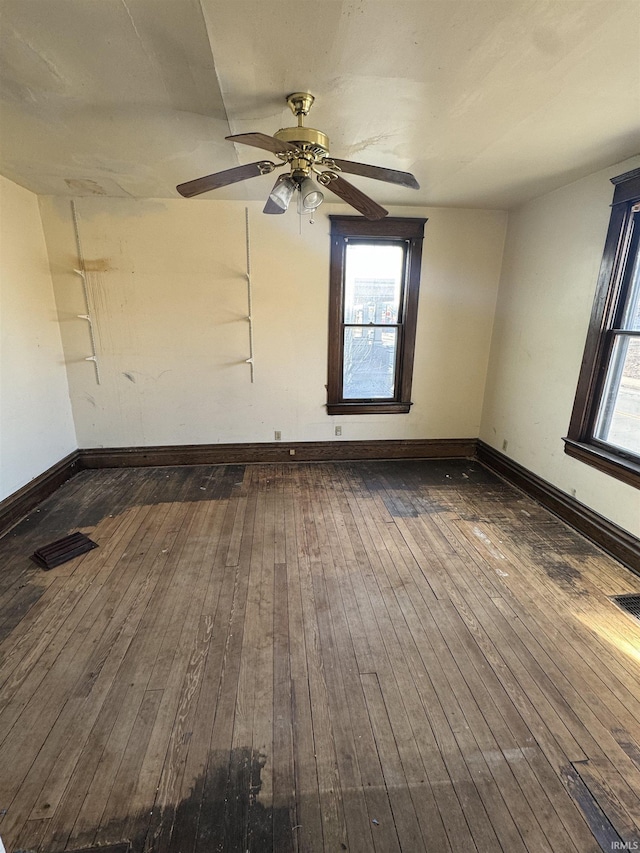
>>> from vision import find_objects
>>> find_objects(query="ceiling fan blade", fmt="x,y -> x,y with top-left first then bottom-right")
226,132 -> 298,155
322,174 -> 388,220
176,161 -> 275,198
329,158 -> 419,189
263,175 -> 292,214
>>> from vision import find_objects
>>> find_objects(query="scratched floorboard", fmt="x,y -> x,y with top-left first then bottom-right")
0,460 -> 639,852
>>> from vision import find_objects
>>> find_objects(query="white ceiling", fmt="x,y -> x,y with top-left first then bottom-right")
1,0 -> 639,209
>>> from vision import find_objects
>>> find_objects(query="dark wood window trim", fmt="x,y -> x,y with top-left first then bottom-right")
564,167 -> 640,488
327,215 -> 427,415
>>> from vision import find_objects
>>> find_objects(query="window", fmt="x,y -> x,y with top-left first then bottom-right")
565,167 -> 640,487
327,216 -> 426,415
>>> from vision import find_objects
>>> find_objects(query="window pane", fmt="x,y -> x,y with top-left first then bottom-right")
344,243 -> 404,325
621,236 -> 640,330
343,326 -> 397,399
593,335 -> 640,455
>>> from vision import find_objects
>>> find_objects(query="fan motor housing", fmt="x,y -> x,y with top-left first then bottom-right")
274,126 -> 329,155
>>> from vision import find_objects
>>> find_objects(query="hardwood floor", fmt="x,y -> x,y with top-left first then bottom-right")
0,460 -> 639,852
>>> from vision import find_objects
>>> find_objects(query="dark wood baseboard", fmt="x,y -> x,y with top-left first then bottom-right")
79,438 -> 476,468
0,451 -> 81,538
476,440 -> 640,573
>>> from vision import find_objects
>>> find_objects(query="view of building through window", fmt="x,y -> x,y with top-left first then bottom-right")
342,243 -> 405,399
327,215 -> 425,415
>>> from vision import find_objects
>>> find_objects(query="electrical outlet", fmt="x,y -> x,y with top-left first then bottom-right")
335,426 -> 342,436
274,431 -> 281,441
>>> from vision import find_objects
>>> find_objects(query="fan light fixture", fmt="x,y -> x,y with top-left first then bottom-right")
299,177 -> 324,211
269,176 -> 296,210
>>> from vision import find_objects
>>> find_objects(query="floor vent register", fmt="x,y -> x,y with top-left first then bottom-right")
31,531 -> 98,570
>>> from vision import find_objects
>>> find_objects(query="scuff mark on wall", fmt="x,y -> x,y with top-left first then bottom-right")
83,258 -> 112,272
121,370 -> 172,383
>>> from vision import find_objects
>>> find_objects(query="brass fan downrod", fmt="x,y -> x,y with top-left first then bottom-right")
286,92 -> 315,125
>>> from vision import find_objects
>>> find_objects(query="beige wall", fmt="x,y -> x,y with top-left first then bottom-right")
5,166 -> 639,540
0,176 -> 76,501
39,197 -> 506,449
480,156 -> 640,535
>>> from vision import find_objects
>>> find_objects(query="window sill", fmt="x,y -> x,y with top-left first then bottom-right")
327,401 -> 412,415
563,438 -> 640,489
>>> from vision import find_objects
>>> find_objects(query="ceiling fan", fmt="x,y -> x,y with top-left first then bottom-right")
176,92 -> 419,220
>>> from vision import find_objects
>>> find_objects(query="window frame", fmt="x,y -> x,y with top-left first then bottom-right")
327,215 -> 427,415
564,167 -> 640,488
